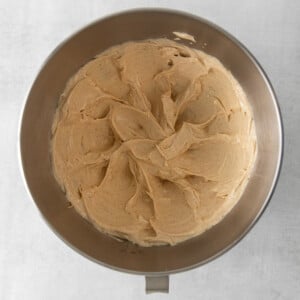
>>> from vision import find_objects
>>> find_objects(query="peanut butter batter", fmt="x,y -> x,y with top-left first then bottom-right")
51,39 -> 256,246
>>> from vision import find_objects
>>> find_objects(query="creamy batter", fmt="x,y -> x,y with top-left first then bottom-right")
51,39 -> 256,246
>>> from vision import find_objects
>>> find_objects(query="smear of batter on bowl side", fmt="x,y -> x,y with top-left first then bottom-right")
51,38 -> 256,246
173,31 -> 196,43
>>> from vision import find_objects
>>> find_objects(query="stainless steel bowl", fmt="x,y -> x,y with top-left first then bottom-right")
19,9 -> 283,293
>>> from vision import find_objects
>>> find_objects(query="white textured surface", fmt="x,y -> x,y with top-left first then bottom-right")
0,0 -> 299,299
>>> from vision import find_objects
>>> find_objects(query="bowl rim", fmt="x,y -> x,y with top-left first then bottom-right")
18,8 -> 284,276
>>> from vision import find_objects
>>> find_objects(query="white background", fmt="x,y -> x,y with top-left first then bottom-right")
0,0 -> 299,299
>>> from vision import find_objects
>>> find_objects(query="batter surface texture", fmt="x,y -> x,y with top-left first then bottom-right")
51,39 -> 256,246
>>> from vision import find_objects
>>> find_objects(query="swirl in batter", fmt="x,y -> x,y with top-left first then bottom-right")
51,39 -> 256,246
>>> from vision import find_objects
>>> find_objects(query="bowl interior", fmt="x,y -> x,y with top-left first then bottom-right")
20,10 -> 282,274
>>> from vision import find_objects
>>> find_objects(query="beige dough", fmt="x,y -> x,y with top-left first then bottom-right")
51,39 -> 256,246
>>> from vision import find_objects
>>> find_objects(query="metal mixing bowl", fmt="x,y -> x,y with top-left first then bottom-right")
19,9 -> 283,293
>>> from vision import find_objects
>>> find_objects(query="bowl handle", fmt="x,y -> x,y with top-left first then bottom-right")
145,275 -> 169,293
